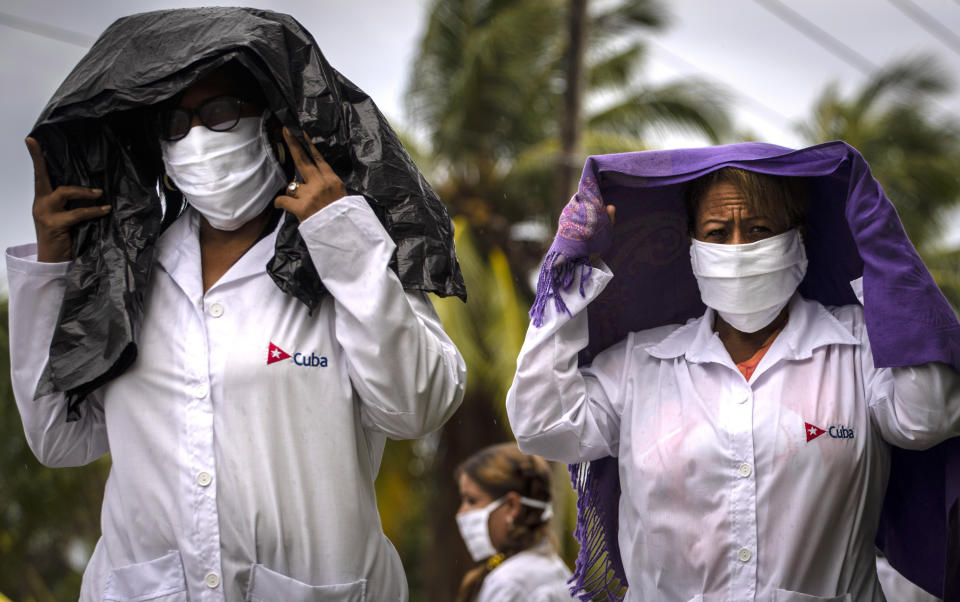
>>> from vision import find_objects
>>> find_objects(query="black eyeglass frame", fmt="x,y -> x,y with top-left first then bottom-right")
159,95 -> 252,142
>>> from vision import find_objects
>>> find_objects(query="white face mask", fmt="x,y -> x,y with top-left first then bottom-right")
456,497 -> 504,562
161,112 -> 286,231
689,229 -> 808,333
455,496 -> 554,562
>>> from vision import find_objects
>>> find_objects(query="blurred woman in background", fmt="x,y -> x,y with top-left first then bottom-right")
455,443 -> 573,602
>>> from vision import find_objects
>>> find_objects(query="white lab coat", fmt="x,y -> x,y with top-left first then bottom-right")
506,263 -> 960,602
8,196 -> 466,602
476,540 -> 573,602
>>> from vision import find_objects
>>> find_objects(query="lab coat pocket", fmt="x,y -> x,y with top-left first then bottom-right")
102,550 -> 187,601
246,563 -> 366,602
774,589 -> 851,602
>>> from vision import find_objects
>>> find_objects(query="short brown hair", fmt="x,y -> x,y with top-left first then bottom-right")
684,167 -> 809,233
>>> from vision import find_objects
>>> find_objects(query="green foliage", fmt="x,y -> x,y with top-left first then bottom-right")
431,218 -> 530,417
924,247 -> 960,314
799,55 -> 960,315
402,3 -> 732,598
408,0 -> 565,166
374,437 -> 430,596
407,0 -> 732,225
0,300 -> 109,601
800,55 -> 960,251
374,219 -> 535,599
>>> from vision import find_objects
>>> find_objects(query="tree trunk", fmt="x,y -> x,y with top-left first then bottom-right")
421,390 -> 509,601
556,0 -> 588,203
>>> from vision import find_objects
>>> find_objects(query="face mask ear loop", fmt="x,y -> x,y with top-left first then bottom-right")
519,496 -> 553,522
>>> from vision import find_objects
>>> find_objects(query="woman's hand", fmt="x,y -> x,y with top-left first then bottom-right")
27,137 -> 110,263
274,127 -> 346,222
553,176 -> 615,264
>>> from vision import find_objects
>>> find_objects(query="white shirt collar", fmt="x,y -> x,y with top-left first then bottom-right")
645,294 -> 860,365
155,207 -> 282,300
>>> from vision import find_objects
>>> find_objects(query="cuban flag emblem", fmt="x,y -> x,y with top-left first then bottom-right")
805,422 -> 826,442
267,342 -> 291,365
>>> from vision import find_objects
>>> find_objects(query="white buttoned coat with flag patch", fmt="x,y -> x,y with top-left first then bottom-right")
507,263 -> 960,602
8,196 -> 466,601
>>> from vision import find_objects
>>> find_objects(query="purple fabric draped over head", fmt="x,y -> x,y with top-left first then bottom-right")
532,141 -> 960,600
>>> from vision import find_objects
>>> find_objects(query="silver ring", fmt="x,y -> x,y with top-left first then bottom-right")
287,181 -> 299,194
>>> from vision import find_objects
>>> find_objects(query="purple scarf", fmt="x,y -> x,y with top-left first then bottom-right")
530,141 -> 960,600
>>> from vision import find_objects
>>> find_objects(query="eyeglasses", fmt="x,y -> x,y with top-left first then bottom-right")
159,95 -> 250,141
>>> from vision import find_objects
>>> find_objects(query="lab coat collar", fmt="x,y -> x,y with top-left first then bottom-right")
155,207 -> 281,303
645,294 -> 860,366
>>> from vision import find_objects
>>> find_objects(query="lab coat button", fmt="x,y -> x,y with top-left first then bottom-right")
738,547 -> 752,562
738,392 -> 750,404
193,383 -> 208,398
196,471 -> 212,487
208,302 -> 224,318
738,463 -> 752,478
204,572 -> 220,588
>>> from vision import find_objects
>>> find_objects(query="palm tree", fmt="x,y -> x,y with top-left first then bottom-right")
381,218 -> 533,601
407,0 -> 731,245
799,55 -> 960,256
401,2 -> 732,599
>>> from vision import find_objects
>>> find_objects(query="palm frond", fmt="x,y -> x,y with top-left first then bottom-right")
800,55 -> 960,249
588,79 -> 732,143
590,0 -> 670,42
852,54 -> 953,115
587,42 -> 645,92
432,218 -> 530,406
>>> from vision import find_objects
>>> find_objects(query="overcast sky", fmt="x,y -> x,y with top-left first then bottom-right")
2,0 -> 960,291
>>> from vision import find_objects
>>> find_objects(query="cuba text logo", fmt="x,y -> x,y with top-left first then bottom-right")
804,421 -> 854,442
267,342 -> 328,367
828,425 -> 854,439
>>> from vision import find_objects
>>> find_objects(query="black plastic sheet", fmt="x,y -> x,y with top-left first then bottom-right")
29,7 -> 466,417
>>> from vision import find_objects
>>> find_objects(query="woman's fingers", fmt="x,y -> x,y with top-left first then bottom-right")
34,186 -> 104,218
302,134 -> 337,177
282,127 -> 318,178
606,204 -> 616,227
26,137 -> 52,197
35,194 -> 109,230
273,193 -> 294,214
27,136 -> 109,262
275,126 -> 346,222
56,205 -> 112,229
53,185 -> 104,206
282,127 -> 340,179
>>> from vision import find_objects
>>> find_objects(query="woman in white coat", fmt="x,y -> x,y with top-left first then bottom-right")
455,443 -> 574,602
11,8 -> 466,601
508,143 -> 960,601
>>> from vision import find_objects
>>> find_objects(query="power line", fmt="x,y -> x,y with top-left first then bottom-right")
752,0 -> 957,118
887,0 -> 960,58
0,10 -> 94,48
752,0 -> 877,75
